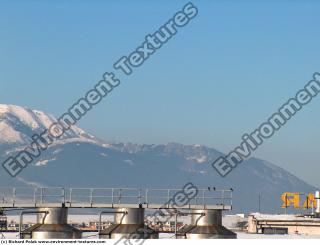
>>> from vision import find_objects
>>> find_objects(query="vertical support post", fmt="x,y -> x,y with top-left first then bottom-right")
203,190 -> 205,207
69,189 -> 73,205
111,188 -> 114,206
222,190 -> 225,205
230,190 -> 233,207
90,188 -> 93,206
118,189 -> 122,204
40,188 -> 44,204
62,188 -> 65,204
145,189 -> 149,205
175,212 -> 178,239
138,189 -> 142,204
195,190 -> 198,205
34,188 -> 37,206
13,188 -> 16,206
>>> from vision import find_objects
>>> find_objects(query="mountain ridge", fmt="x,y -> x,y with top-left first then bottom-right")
0,104 -> 316,213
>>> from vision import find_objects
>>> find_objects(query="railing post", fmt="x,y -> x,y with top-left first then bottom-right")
203,190 -> 205,207
13,188 -> 16,206
90,188 -> 93,206
220,190 -> 224,205
222,190 -> 225,205
138,189 -> 142,204
195,190 -> 198,206
69,188 -> 73,205
111,188 -> 114,205
118,189 -> 122,204
145,189 -> 149,205
34,188 -> 37,206
62,188 -> 65,204
40,188 -> 44,204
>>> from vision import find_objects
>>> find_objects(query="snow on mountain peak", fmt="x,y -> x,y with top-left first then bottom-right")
0,121 -> 24,143
0,104 -> 39,129
0,104 -> 98,146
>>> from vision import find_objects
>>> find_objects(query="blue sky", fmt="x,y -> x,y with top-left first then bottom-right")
1,0 -> 320,186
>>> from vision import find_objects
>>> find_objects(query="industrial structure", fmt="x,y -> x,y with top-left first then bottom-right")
0,210 -> 7,231
99,208 -> 159,239
248,191 -> 320,236
20,207 -> 82,239
176,209 -> 236,238
0,186 -> 235,239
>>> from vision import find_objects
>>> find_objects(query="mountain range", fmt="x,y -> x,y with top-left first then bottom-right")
0,104 -> 317,213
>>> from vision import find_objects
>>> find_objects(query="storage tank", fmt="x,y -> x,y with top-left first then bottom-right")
20,208 -> 82,239
99,208 -> 158,239
176,209 -> 236,239
315,191 -> 320,217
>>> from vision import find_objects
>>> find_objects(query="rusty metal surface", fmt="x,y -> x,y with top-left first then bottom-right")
20,224 -> 82,239
99,224 -> 158,239
176,225 -> 237,239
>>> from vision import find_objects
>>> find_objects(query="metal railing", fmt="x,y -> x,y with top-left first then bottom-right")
0,187 -> 232,208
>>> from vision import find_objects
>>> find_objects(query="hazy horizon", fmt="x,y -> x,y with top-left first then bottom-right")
1,0 -> 320,187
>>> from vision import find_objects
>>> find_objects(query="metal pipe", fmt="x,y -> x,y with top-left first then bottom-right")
174,211 -> 205,238
19,210 -> 49,238
98,211 -> 127,233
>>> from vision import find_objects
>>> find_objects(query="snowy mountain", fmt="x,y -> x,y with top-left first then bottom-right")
0,104 -> 317,213
0,104 -> 100,148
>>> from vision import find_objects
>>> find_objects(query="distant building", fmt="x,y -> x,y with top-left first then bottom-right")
89,221 -> 113,231
0,214 -> 7,230
248,213 -> 320,235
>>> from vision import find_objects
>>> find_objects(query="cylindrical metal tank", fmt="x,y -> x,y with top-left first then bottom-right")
315,191 -> 320,216
191,209 -> 222,226
99,208 -> 158,239
176,209 -> 236,239
115,208 -> 144,225
20,208 -> 82,239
